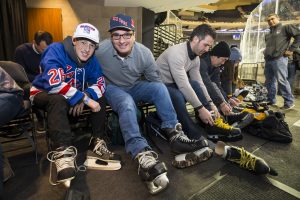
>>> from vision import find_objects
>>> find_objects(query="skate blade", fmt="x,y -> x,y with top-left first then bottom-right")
63,180 -> 71,188
84,158 -> 121,170
146,173 -> 169,195
172,147 -> 213,169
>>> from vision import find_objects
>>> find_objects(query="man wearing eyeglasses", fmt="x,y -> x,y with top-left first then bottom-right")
96,14 -> 212,194
30,23 -> 121,186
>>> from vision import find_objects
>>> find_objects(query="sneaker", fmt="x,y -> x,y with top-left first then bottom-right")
226,112 -> 254,129
135,150 -> 169,194
167,123 -> 208,154
172,147 -> 213,169
206,117 -> 242,142
280,104 -> 295,111
215,141 -> 278,176
47,146 -> 77,184
84,138 -> 121,170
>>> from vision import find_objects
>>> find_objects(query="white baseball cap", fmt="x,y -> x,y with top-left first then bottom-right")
73,23 -> 99,44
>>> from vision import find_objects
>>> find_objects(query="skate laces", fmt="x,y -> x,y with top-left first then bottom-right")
214,118 -> 233,130
47,146 -> 85,185
231,147 -> 257,170
136,151 -> 158,174
93,139 -> 113,157
170,123 -> 196,144
47,146 -> 77,171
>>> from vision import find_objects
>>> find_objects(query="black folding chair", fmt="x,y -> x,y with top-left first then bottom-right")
0,61 -> 38,164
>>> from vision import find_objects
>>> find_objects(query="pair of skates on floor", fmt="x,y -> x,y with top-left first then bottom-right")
47,137 -> 121,187
45,124 -> 212,194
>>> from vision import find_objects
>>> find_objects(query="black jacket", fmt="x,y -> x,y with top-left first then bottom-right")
264,23 -> 300,60
200,53 -> 226,106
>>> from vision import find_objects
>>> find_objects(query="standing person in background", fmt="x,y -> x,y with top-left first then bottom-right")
264,13 -> 300,110
30,23 -> 121,186
14,31 -> 53,82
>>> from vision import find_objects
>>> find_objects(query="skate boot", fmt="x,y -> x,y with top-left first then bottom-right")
234,88 -> 249,101
166,123 -> 209,154
206,117 -> 242,142
47,146 -> 77,185
84,138 -> 121,170
226,112 -> 254,129
215,141 -> 278,176
136,150 -> 169,194
172,147 -> 213,169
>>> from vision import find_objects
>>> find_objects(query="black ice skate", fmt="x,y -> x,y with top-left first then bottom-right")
206,117 -> 242,142
84,138 -> 121,170
168,123 -> 209,154
226,112 -> 254,129
172,147 -> 213,169
215,141 -> 278,176
47,146 -> 77,186
136,150 -> 169,194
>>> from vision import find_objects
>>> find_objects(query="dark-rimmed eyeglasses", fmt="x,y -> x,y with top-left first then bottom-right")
111,32 -> 133,40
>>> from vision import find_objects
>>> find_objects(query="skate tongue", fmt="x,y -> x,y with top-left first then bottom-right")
215,141 -> 226,156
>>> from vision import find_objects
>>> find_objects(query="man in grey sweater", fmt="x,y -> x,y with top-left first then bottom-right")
95,14 -> 212,194
156,24 -> 241,142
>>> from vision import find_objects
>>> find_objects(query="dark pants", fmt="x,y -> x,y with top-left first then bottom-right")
33,92 -> 106,148
165,81 -> 208,140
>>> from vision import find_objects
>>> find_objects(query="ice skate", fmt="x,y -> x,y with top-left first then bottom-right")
172,147 -> 213,169
206,117 -> 242,142
168,123 -> 209,154
226,112 -> 254,129
136,150 -> 169,194
47,146 -> 77,186
84,138 -> 121,170
233,88 -> 249,101
215,141 -> 278,176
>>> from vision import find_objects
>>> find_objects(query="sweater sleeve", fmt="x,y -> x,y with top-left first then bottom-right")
143,48 -> 162,82
189,58 -> 212,103
167,48 -> 202,108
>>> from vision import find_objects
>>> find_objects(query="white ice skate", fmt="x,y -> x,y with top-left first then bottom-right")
47,146 -> 78,186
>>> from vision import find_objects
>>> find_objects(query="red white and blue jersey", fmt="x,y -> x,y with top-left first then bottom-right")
30,42 -> 105,106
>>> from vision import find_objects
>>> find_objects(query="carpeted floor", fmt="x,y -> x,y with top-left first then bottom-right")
2,95 -> 300,200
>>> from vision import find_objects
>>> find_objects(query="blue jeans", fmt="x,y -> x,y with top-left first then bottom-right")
165,80 -> 208,140
105,81 -> 178,158
264,57 -> 294,106
0,93 -> 26,126
288,62 -> 296,89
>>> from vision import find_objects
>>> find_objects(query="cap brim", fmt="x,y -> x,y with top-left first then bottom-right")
108,26 -> 134,32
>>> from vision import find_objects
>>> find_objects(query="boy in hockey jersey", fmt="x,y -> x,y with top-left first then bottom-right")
30,23 -> 121,185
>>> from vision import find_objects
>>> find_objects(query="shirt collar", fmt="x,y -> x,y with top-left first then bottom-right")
32,43 -> 40,55
187,41 -> 197,60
